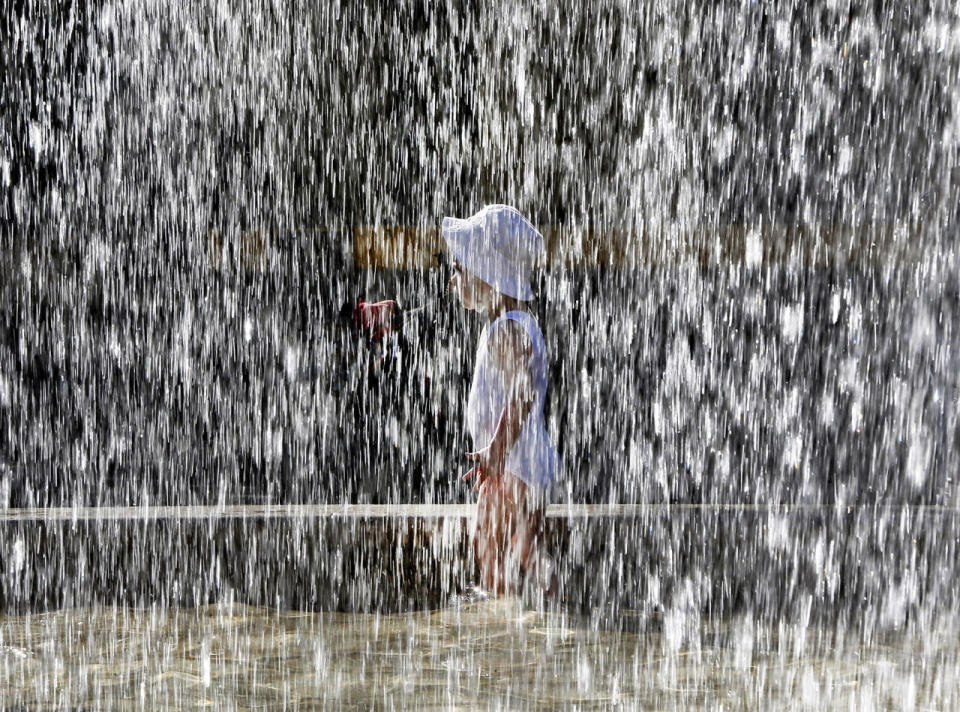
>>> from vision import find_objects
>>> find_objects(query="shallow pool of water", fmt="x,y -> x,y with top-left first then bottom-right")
1,600 -> 957,710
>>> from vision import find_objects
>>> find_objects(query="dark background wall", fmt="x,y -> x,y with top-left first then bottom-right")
1,1 -> 957,507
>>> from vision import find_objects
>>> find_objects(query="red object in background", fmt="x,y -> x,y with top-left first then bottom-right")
355,299 -> 398,342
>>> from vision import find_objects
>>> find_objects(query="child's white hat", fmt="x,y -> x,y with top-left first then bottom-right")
441,204 -> 543,301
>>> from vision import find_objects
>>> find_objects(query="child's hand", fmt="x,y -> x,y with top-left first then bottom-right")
462,444 -> 506,492
354,299 -> 399,342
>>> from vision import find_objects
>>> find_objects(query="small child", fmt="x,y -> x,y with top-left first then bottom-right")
442,204 -> 561,596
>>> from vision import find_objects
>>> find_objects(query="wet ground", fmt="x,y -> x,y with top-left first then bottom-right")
1,600 -> 957,711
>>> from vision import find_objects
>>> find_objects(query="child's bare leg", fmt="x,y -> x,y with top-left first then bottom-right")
493,473 -> 546,595
506,485 -> 557,595
475,474 -> 518,594
474,472 -> 557,596
474,516 -> 505,594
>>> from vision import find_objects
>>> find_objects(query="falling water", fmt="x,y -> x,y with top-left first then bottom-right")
2,0 -> 959,709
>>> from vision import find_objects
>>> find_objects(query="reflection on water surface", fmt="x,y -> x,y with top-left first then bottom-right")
1,601 -> 957,710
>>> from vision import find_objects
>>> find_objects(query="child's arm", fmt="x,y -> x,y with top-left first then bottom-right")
463,320 -> 534,490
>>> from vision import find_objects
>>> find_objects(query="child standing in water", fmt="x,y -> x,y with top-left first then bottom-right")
442,204 -> 561,595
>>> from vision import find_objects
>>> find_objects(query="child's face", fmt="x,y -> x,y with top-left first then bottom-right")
448,259 -> 495,312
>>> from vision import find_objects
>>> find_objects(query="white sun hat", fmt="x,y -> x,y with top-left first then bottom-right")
441,204 -> 544,301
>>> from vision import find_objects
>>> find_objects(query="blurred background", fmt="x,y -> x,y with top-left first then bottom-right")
1,0 -> 958,507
